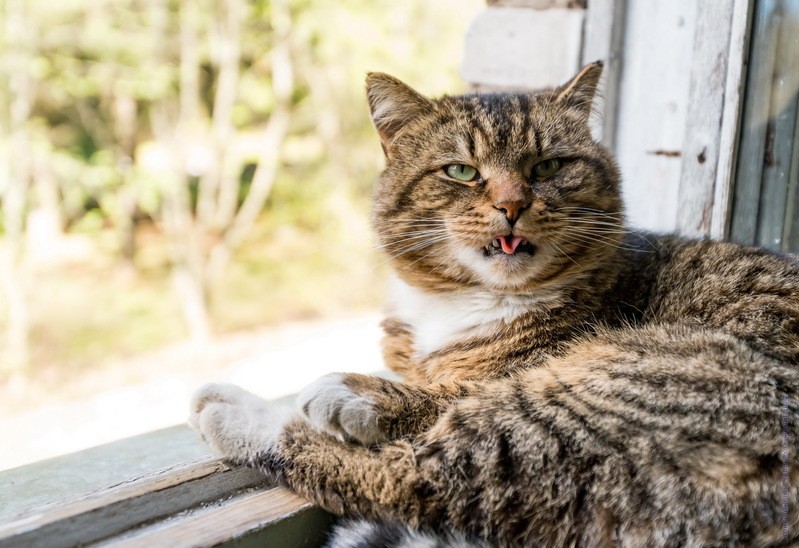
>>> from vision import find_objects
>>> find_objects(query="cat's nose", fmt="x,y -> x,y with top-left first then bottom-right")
489,177 -> 531,225
493,200 -> 528,225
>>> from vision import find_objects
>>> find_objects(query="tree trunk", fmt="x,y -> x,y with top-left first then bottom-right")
1,0 -> 35,375
206,0 -> 294,282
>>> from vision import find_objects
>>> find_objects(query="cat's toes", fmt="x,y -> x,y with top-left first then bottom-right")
189,383 -> 295,461
189,383 -> 251,430
297,373 -> 385,445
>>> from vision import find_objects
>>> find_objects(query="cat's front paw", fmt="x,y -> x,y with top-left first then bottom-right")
297,373 -> 386,445
189,383 -> 295,463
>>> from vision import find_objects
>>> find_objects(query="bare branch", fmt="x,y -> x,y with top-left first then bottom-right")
208,0 -> 294,276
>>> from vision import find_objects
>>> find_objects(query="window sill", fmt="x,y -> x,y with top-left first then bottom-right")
0,426 -> 335,547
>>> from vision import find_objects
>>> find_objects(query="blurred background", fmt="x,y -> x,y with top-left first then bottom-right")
0,0 -> 483,469
2,0 -> 797,472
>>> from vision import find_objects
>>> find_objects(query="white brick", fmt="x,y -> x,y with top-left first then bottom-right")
461,7 -> 585,90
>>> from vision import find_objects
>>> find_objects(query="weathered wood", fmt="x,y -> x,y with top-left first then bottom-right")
101,487 -> 325,547
729,0 -> 782,245
783,105 -> 799,252
710,0 -> 755,240
614,0 -> 697,232
755,2 -> 799,250
461,7 -> 584,90
0,425 -> 211,522
0,457 -> 268,548
675,1 -> 737,237
580,0 -> 626,149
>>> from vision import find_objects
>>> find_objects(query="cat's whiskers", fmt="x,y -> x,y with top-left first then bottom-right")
563,217 -> 624,226
365,232 -> 453,273
403,240 -> 453,270
561,227 -> 628,238
560,231 -> 624,249
382,234 -> 451,257
369,232 -> 450,255
376,228 -> 450,239
559,229 -> 646,253
548,239 -> 582,267
555,211 -> 658,250
555,207 -> 624,219
377,213 -> 480,224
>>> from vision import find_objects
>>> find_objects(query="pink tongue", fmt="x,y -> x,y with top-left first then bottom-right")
498,235 -> 525,254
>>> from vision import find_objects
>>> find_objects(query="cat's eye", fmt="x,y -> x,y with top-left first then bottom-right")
444,164 -> 479,182
533,158 -> 563,179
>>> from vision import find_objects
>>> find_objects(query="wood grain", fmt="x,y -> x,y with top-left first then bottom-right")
104,487 -> 314,547
675,0 -> 736,237
0,457 -> 269,547
613,0 -> 696,233
581,0 -> 626,149
710,0 -> 755,240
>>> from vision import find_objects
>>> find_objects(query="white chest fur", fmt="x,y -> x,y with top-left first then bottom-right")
387,276 -> 560,358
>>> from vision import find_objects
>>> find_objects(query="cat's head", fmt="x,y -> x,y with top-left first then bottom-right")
367,62 -> 623,294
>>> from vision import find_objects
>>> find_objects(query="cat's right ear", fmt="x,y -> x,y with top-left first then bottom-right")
554,60 -> 604,118
366,73 -> 434,152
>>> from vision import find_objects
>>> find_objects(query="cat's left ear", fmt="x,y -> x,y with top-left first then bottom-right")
365,72 -> 435,149
555,60 -> 604,118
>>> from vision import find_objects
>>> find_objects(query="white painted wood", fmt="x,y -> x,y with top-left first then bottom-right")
460,7 -> 585,90
581,0 -> 626,148
675,2 -> 736,237
710,0 -> 755,240
614,0 -> 697,233
676,0 -> 755,239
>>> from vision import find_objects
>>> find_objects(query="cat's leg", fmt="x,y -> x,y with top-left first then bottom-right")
289,316 -> 472,446
189,383 -> 296,462
297,372 -> 476,444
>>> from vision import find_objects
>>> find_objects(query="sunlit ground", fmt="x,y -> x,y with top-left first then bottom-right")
0,216 -> 389,470
0,313 -> 383,471
19,215 -> 384,381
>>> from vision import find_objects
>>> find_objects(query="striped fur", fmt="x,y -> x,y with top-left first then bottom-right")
191,63 -> 799,546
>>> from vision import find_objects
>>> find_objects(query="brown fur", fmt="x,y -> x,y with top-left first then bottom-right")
199,63 -> 799,546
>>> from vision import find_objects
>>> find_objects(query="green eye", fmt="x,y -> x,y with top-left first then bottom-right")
533,158 -> 563,179
444,164 -> 479,182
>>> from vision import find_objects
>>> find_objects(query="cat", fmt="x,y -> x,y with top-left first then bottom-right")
189,61 -> 799,546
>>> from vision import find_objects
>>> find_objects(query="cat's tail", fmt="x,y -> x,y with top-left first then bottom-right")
326,519 -> 487,548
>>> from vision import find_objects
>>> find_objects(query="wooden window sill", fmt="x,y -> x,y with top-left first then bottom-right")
0,427 -> 335,547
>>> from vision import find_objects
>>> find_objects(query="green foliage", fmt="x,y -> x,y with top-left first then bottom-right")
10,0 -> 479,233
1,0 -> 482,371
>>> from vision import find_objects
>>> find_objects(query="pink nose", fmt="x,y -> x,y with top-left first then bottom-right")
493,200 -> 527,223
488,175 -> 531,225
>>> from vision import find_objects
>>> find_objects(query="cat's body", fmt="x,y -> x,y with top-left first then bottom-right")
190,62 -> 799,546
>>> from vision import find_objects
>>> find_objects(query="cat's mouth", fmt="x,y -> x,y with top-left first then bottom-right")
483,234 -> 537,257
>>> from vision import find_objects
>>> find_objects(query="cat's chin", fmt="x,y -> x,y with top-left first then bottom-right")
453,244 -> 547,291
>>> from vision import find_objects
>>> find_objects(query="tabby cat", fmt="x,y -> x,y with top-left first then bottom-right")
190,62 -> 799,546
